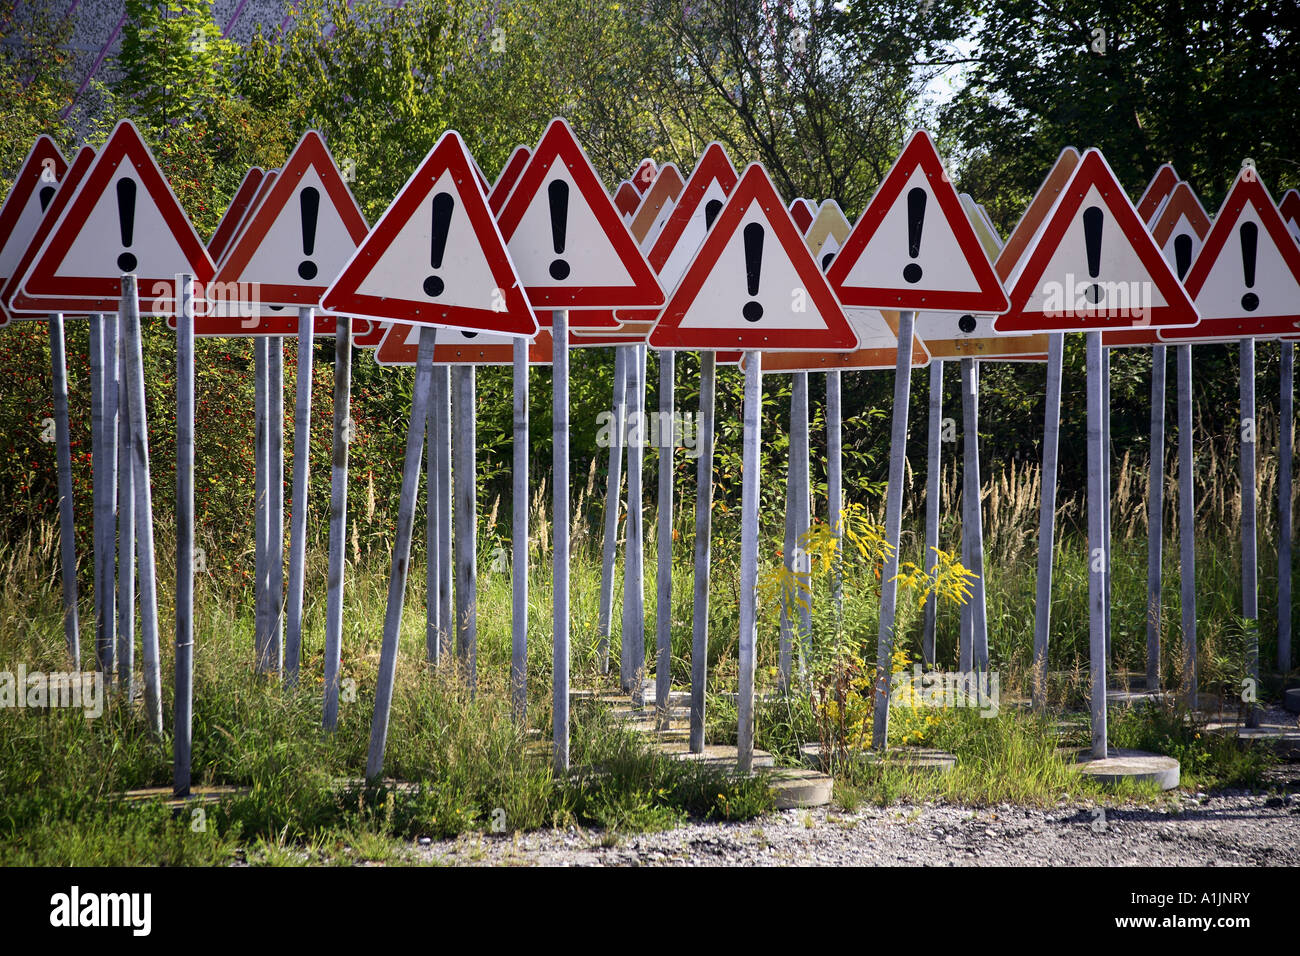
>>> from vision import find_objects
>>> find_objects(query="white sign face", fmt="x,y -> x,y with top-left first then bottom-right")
0,178 -> 58,280
380,318 -> 514,357
1009,182 -> 1173,318
659,177 -> 731,294
1160,217 -> 1206,281
1283,209 -> 1300,248
838,165 -> 985,296
1193,199 -> 1300,321
817,232 -> 843,272
350,167 -> 506,313
675,196 -> 825,332
32,158 -> 194,290
916,311 -> 1000,340
507,161 -> 641,291
847,309 -> 898,350
914,195 -> 1037,347
959,193 -> 1002,259
229,166 -> 358,290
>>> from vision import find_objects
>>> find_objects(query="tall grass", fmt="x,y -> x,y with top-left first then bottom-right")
0,398 -> 1291,864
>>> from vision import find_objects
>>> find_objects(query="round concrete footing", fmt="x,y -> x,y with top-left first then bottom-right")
122,785 -> 250,811
765,768 -> 834,809
1285,688 -> 1300,715
800,743 -> 956,774
658,741 -> 776,769
1076,748 -> 1180,790
1106,688 -> 1172,706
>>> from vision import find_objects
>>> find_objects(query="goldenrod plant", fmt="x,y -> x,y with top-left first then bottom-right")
758,504 -> 976,767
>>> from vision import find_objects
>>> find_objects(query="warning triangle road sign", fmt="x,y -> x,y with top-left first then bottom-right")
193,299 -> 340,337
915,192 -> 1048,361
192,169 -> 286,335
1135,164 -> 1179,224
614,181 -> 640,219
648,163 -> 857,352
961,193 -> 1002,258
322,130 -> 538,337
1106,181 -> 1211,347
0,136 -> 67,324
5,146 -> 97,320
995,147 -> 1080,286
643,142 -> 738,291
213,170 -> 279,266
19,120 -> 215,313
496,119 -> 663,314
758,312 -> 930,371
614,141 -> 739,328
353,318 -> 387,348
374,317 -> 552,365
631,159 -> 656,194
214,132 -> 368,308
1279,189 -> 1300,247
1152,182 -> 1213,273
489,146 -> 531,215
764,203 -> 927,370
998,148 -> 1198,333
827,130 -> 1010,315
630,164 -> 684,247
206,167 -> 265,265
805,200 -> 851,272
485,144 -> 616,330
789,198 -> 815,233
1159,166 -> 1300,341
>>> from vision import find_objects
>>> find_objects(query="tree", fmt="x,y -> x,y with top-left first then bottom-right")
942,0 -> 1300,228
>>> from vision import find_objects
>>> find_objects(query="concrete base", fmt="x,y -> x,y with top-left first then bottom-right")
1076,749 -> 1180,790
1204,719 -> 1300,759
766,768 -> 834,809
1285,688 -> 1300,715
657,741 -> 775,769
1106,688 -> 1172,706
122,785 -> 250,809
799,742 -> 956,774
587,690 -> 692,710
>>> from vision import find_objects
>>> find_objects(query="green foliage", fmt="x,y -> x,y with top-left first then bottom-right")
1109,703 -> 1276,791
117,1 -> 237,130
0,2 -> 77,174
944,0 -> 1300,222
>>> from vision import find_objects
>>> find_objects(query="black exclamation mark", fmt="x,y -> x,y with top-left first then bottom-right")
1239,222 -> 1260,312
821,251 -> 835,271
548,180 -> 570,280
742,222 -> 764,322
422,191 -> 455,297
1173,233 -> 1193,281
116,178 -> 137,272
1083,205 -> 1104,304
903,187 -> 926,283
38,186 -> 55,211
297,186 -> 320,280
704,199 -> 723,230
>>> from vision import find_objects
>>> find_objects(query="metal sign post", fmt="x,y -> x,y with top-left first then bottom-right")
872,310 -> 916,750
285,307 -> 315,685
553,310 -> 571,772
323,316 -> 352,730
365,327 -> 437,780
737,351 -> 763,773
1032,334 -> 1064,707
174,274 -> 195,795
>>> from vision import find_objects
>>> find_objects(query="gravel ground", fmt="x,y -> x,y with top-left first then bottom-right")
416,765 -> 1300,867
